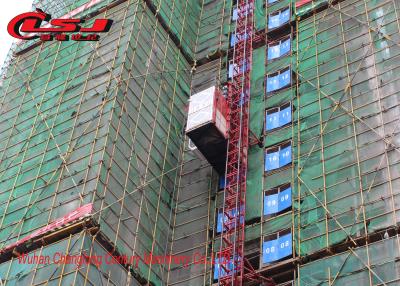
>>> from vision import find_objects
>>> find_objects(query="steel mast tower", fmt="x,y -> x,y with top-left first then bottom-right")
217,1 -> 274,285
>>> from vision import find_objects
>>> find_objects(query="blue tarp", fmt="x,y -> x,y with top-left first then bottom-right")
265,151 -> 280,171
279,105 -> 291,126
280,69 -> 291,88
279,145 -> 292,167
278,187 -> 292,211
268,8 -> 290,29
268,13 -> 281,30
228,63 -> 235,78
217,212 -> 224,233
230,33 -> 249,47
264,187 -> 292,215
266,68 -> 291,93
280,9 -> 290,25
265,105 -> 291,131
228,62 -> 248,78
266,111 -> 280,130
231,35 -> 235,47
280,38 -> 291,56
265,145 -> 292,171
268,44 -> 281,61
232,8 -> 238,21
262,233 -> 292,263
216,208 -> 243,233
232,5 -> 251,21
268,0 -> 279,4
214,257 -> 235,280
219,177 -> 227,189
266,75 -> 280,92
264,193 -> 279,215
268,38 -> 291,60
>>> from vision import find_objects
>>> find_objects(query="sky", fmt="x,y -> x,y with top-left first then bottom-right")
0,0 -> 33,68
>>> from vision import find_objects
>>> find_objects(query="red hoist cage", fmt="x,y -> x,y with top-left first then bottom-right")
217,1 -> 275,285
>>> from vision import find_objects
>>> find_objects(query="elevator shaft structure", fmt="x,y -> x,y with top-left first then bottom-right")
217,1 -> 274,285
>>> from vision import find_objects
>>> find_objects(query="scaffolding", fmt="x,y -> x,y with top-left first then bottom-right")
0,230 -> 138,285
166,0 -> 236,285
167,0 -> 400,283
0,0 -> 199,285
294,0 -> 400,284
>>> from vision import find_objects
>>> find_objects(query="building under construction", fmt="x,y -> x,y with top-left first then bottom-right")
0,0 -> 399,285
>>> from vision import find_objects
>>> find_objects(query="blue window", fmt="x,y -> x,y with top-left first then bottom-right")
268,37 -> 291,60
264,185 -> 292,215
266,67 -> 291,93
263,232 -> 292,264
266,103 -> 291,131
268,8 -> 290,29
265,143 -> 292,171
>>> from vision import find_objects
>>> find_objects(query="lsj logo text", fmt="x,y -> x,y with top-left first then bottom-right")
7,9 -> 113,41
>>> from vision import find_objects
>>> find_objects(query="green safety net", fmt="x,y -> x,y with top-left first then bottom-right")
196,0 -> 232,60
254,0 -> 266,31
297,236 -> 400,285
0,231 -> 135,285
294,0 -> 400,257
151,0 -> 202,59
247,47 -> 266,221
0,1 -> 194,285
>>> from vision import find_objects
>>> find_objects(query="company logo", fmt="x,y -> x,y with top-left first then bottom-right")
7,9 -> 113,41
